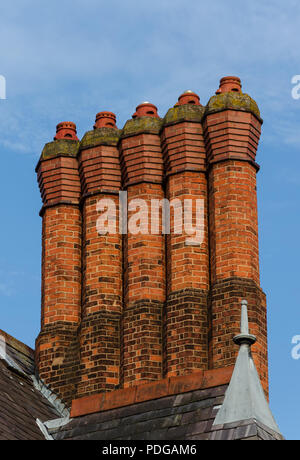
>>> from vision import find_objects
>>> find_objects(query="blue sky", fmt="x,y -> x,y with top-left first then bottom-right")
0,0 -> 299,440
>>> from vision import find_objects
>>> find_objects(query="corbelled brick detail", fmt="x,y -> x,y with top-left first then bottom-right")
119,133 -> 163,187
78,127 -> 121,197
35,77 -> 269,411
37,155 -> 81,207
203,110 -> 261,166
161,122 -> 206,175
120,109 -> 165,387
162,99 -> 209,377
78,118 -> 123,397
161,101 -> 206,176
36,135 -> 82,404
204,88 -> 267,390
119,108 -> 163,187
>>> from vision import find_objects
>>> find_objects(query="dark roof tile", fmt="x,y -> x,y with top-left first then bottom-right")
0,331 -> 60,440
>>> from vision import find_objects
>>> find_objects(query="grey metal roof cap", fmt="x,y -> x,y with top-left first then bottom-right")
213,300 -> 282,435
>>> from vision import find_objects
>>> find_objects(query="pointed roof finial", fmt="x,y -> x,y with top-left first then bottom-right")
213,299 -> 282,435
233,299 -> 256,346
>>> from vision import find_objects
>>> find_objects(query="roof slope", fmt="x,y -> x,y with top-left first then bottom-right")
53,384 -> 228,440
51,384 -> 283,441
0,330 -> 60,440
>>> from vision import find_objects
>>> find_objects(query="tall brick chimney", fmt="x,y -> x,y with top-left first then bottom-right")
36,122 -> 82,403
119,102 -> 165,387
203,77 -> 267,392
77,112 -> 122,397
161,91 -> 209,376
36,77 -> 267,407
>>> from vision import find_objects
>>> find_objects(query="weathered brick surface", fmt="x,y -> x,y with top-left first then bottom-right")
119,132 -> 163,187
78,195 -> 122,396
162,107 -> 209,376
40,206 -> 82,326
78,122 -> 123,397
37,154 -> 81,207
203,110 -> 261,166
165,172 -> 209,292
122,299 -> 164,386
164,289 -> 208,376
209,278 -> 268,394
35,80 -> 270,409
78,136 -> 121,197
35,322 -> 80,405
79,311 -> 121,396
36,168 -> 82,405
204,100 -> 266,390
161,120 -> 206,176
121,181 -> 165,386
208,160 -> 260,284
120,114 -> 165,386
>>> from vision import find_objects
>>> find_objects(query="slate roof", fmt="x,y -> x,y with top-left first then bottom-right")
52,384 -> 228,440
51,384 -> 283,441
210,418 -> 284,441
0,330 -> 60,440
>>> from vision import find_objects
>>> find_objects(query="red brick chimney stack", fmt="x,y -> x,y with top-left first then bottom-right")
78,111 -> 122,398
35,77 -> 268,406
161,91 -> 209,376
203,77 -> 267,392
119,101 -> 165,387
36,122 -> 81,404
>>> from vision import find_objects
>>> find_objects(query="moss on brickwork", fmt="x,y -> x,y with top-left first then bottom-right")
121,117 -> 163,137
80,128 -> 121,150
205,92 -> 262,121
41,139 -> 79,160
163,104 -> 205,126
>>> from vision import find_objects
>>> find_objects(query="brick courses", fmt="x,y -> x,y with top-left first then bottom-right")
120,103 -> 165,386
78,115 -> 122,397
161,94 -> 209,376
36,126 -> 82,404
203,79 -> 266,389
36,77 -> 268,409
